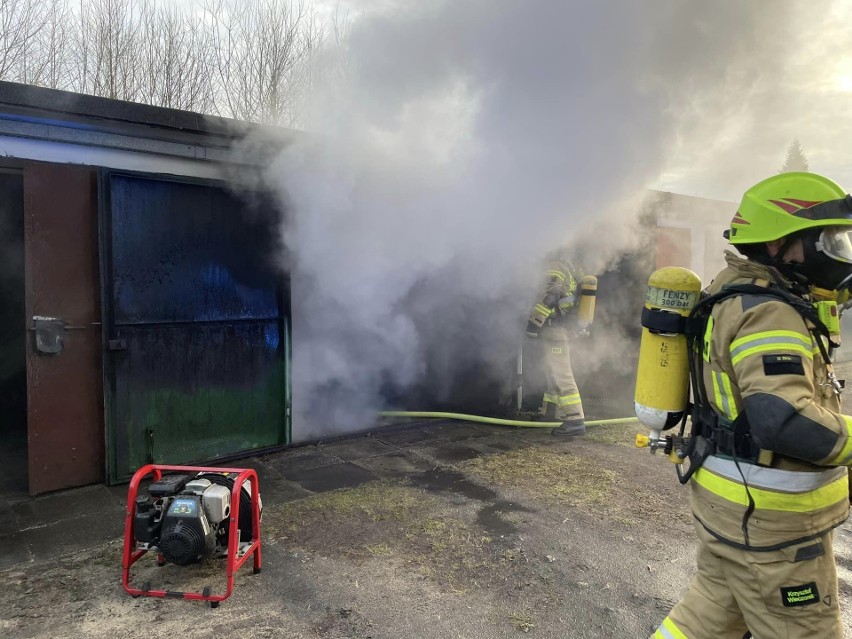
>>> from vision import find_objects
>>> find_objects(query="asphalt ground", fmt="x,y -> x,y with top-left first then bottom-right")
3,415 -> 852,639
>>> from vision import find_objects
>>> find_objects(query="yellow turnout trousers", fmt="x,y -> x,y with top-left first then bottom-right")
652,521 -> 842,639
539,325 -> 584,422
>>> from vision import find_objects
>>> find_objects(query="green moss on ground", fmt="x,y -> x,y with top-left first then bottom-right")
461,447 -> 616,509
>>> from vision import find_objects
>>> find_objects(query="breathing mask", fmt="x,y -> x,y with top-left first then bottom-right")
796,226 -> 852,292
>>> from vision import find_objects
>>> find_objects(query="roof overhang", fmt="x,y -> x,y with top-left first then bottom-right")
0,81 -> 293,178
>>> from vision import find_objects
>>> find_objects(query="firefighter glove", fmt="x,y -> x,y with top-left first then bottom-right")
525,321 -> 540,338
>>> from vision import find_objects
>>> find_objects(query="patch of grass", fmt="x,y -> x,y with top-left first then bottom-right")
461,447 -> 616,509
418,518 -> 448,534
585,422 -> 644,445
403,515 -> 495,584
364,544 -> 392,556
500,548 -> 523,562
508,611 -> 536,633
272,480 -> 428,535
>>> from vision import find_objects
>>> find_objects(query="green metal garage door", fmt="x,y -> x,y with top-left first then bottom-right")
100,172 -> 290,482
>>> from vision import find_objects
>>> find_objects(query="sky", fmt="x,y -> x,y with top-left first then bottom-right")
324,0 -> 852,203
217,0 -> 852,436
165,0 -> 852,200
652,1 -> 852,201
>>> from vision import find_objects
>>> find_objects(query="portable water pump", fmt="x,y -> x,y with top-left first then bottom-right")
134,472 -> 253,565
122,464 -> 262,607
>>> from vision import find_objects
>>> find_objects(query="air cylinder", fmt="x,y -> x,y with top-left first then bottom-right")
577,275 -> 598,332
634,267 -> 701,435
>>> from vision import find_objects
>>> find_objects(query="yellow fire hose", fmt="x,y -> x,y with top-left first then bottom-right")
379,411 -> 639,429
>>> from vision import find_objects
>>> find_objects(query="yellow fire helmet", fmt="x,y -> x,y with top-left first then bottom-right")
726,172 -> 851,244
726,172 -> 852,291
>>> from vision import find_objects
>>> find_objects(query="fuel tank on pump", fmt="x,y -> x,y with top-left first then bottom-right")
634,267 -> 702,435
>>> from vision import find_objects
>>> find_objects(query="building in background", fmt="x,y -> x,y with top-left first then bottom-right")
0,81 -> 292,496
652,190 -> 735,284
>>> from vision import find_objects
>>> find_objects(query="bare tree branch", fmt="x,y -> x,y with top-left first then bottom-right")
205,0 -> 324,125
0,0 -> 52,81
138,3 -> 214,112
71,0 -> 146,101
0,0 -> 331,125
18,0 -> 74,89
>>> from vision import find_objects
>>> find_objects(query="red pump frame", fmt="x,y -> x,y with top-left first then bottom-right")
122,464 -> 262,606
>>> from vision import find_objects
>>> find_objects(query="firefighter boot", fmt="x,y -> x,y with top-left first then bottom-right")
552,418 -> 586,437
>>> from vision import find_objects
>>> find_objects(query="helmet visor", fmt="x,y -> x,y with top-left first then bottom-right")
817,227 -> 852,263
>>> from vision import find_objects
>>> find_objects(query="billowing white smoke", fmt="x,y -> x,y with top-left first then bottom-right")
260,0 -> 804,440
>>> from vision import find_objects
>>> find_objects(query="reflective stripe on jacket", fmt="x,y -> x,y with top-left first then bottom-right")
528,259 -> 578,327
692,251 -> 850,549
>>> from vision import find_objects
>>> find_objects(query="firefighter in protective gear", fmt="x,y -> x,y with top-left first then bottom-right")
653,172 -> 852,639
526,256 -> 588,436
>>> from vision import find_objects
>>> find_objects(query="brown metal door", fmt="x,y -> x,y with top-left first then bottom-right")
25,163 -> 103,495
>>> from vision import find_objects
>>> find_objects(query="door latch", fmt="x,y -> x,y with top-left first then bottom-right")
31,316 -> 65,354
30,316 -> 88,354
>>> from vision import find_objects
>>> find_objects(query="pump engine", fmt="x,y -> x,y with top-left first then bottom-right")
133,472 -> 259,566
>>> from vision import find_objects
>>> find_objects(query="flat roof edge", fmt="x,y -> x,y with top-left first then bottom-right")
0,81 -> 266,139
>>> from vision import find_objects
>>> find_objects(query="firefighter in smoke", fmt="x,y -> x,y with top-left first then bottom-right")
525,254 -> 595,436
651,172 -> 852,639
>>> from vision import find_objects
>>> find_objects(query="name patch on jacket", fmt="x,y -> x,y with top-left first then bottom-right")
763,354 -> 804,376
781,582 -> 820,607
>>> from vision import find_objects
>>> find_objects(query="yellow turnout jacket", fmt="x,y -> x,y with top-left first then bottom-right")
528,259 -> 580,330
692,251 -> 851,550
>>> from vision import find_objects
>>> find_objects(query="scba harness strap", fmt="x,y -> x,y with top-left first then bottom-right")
703,410 -> 759,461
676,283 -> 835,485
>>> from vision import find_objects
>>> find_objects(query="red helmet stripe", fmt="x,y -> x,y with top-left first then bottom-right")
731,212 -> 750,225
768,198 -> 823,214
769,199 -> 807,214
782,198 -> 822,209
